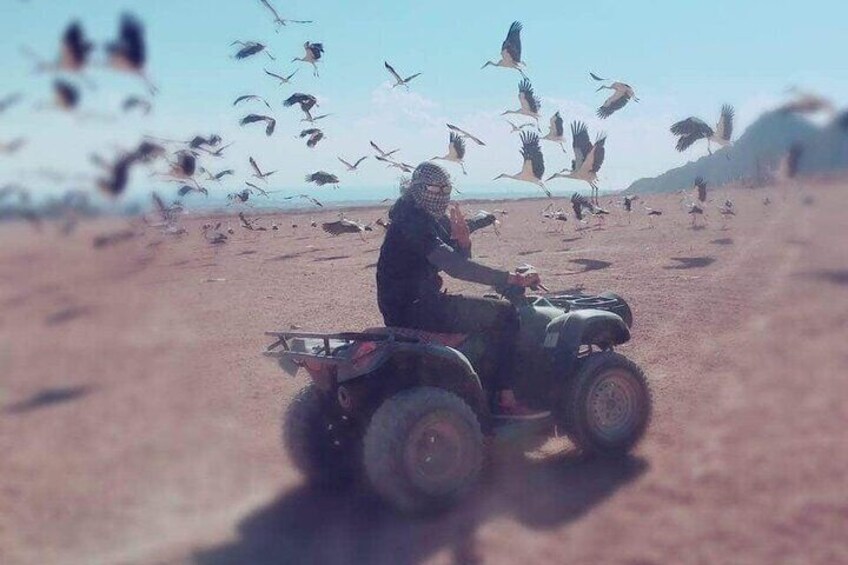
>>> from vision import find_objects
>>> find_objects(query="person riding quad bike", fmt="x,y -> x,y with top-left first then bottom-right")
376,162 -> 548,419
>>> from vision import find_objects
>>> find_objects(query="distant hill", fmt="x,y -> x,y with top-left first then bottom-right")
625,111 -> 831,194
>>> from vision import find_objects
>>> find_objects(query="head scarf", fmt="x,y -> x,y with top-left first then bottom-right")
407,162 -> 452,218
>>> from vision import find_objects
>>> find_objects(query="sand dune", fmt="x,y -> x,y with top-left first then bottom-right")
1,180 -> 846,564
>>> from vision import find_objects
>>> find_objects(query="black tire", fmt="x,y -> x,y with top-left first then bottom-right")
363,387 -> 483,514
283,385 -> 358,488
565,352 -> 652,457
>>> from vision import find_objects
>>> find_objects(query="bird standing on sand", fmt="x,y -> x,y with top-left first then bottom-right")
547,121 -> 607,204
494,131 -> 548,196
501,79 -> 541,130
384,61 -> 421,89
431,133 -> 467,175
694,177 -> 707,202
481,21 -> 526,78
292,42 -> 324,76
590,73 -> 639,118
671,105 -> 734,154
688,203 -> 705,227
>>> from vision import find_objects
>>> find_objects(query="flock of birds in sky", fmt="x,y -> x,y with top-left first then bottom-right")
0,2 -> 837,244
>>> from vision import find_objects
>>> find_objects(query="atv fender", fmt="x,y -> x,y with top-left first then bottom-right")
338,342 -> 487,419
544,309 -> 630,373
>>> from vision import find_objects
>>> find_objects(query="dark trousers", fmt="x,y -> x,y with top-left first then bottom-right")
386,293 -> 519,391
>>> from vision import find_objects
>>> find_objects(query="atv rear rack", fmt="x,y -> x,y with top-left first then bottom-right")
264,330 -> 419,361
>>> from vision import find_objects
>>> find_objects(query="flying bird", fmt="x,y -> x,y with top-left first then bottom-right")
447,123 -> 486,146
481,21 -> 526,77
778,90 -> 834,116
257,0 -> 313,29
590,73 -> 639,118
671,105 -> 734,154
122,95 -> 151,115
245,181 -> 278,197
384,61 -> 421,89
249,156 -> 276,181
0,93 -> 23,114
240,114 -> 276,136
187,135 -> 222,150
292,42 -> 324,76
370,141 -> 400,158
375,155 -> 414,172
228,189 -> 252,204
494,131 -> 548,196
338,156 -> 368,171
201,167 -> 234,181
547,121 -> 607,204
541,111 -> 566,152
35,21 -> 94,74
431,133 -> 467,175
178,184 -> 208,197
283,92 -> 318,121
501,79 -> 541,129
233,94 -> 272,110
232,41 -> 274,60
53,79 -> 80,111
283,194 -> 323,207
264,67 -> 298,85
504,119 -> 534,134
299,128 -> 324,148
305,171 -> 339,186
106,14 -> 156,93
96,153 -> 137,197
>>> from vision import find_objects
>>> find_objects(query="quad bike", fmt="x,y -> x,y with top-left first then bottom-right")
264,268 -> 652,513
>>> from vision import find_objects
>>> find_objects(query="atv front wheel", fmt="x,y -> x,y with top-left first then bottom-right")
363,387 -> 483,514
283,385 -> 359,488
566,352 -> 652,457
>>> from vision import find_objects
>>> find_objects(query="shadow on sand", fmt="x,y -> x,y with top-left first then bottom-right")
5,385 -> 94,414
709,238 -> 733,246
44,305 -> 95,326
569,258 -> 612,273
802,269 -> 848,286
193,452 -> 648,565
664,256 -> 716,270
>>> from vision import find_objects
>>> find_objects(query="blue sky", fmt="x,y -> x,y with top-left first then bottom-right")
1,0 -> 846,202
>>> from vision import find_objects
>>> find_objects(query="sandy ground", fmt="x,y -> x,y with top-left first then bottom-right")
1,180 -> 847,565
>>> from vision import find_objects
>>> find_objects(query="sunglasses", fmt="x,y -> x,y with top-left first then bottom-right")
425,183 -> 452,195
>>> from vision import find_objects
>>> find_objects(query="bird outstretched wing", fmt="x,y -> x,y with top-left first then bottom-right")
597,90 -> 630,118
716,104 -> 734,141
589,72 -> 607,81
384,61 -> 402,82
570,121 -> 592,171
518,79 -> 540,114
502,21 -> 523,65
519,131 -> 545,181
449,133 -> 466,160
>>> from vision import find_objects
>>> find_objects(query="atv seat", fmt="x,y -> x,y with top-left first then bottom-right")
361,327 -> 468,349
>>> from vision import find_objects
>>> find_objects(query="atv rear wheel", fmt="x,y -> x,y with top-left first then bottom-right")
363,387 -> 483,514
565,352 -> 652,457
283,385 -> 358,488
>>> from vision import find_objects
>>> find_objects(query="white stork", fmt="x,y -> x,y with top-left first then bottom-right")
494,131 -> 548,196
284,92 -> 318,121
431,133 -> 467,175
671,105 -> 734,154
338,156 -> 368,171
264,67 -> 298,85
292,42 -> 324,76
481,21 -> 526,77
257,0 -> 312,30
370,141 -> 400,159
590,73 -> 639,118
504,119 -> 534,134
249,156 -> 276,182
542,111 -> 567,152
384,61 -> 421,89
375,155 -> 414,173
501,79 -> 541,130
447,123 -> 485,146
547,121 -> 607,204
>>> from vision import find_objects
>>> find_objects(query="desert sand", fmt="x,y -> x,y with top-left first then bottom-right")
1,180 -> 846,564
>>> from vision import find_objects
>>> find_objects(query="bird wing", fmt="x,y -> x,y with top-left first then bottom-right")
337,157 -> 353,168
258,0 -> 282,22
249,157 -> 261,176
322,220 -> 357,235
596,90 -> 630,118
308,43 -> 324,59
549,112 -> 563,137
519,132 -> 544,180
384,61 -> 402,82
264,118 -> 276,136
235,43 -> 264,59
240,113 -> 268,125
670,117 -> 713,138
571,121 -> 591,171
447,123 -> 485,146
518,79 -> 539,114
501,21 -> 522,65
449,133 -> 465,159
589,72 -> 607,82
587,135 -> 607,173
716,105 -> 734,141
353,156 -> 368,167
307,132 -> 323,148
403,72 -> 421,83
